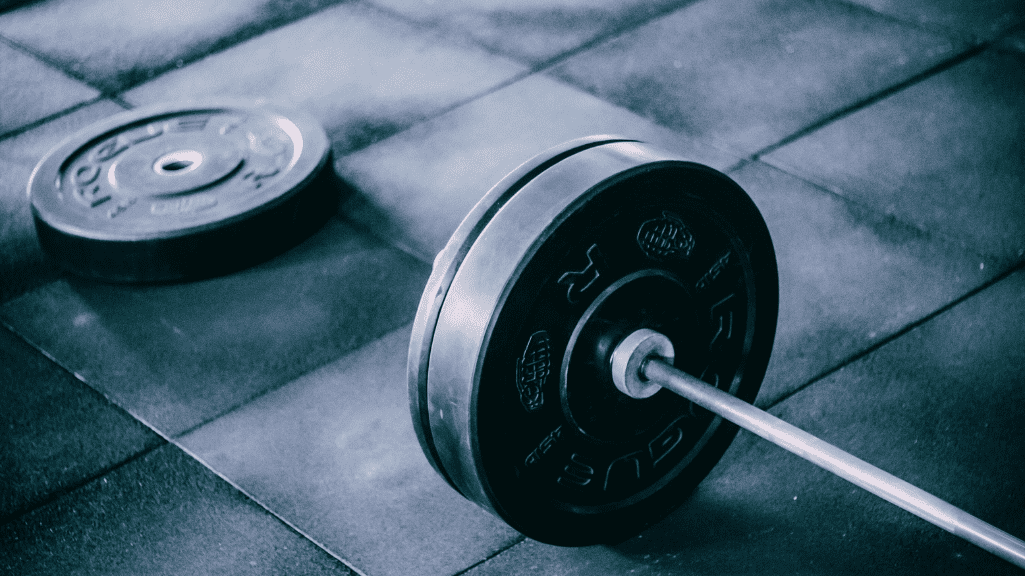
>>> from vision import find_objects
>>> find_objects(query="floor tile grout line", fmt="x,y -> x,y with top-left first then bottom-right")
748,42 -> 989,162
328,3 -> 989,260
523,1 -> 701,77
325,0 -> 706,187
0,442 -> 166,527
0,0 -> 371,99
827,0 -> 978,43
363,0 -> 697,77
343,2 -> 703,156
334,210 -> 434,267
450,535 -> 528,576
763,259 -> 1025,412
355,0 -> 994,166
0,32 -> 109,95
0,316 -> 185,444
108,93 -> 134,110
173,441 -> 368,576
0,314 -> 366,575
745,157 -> 1003,268
101,0 -> 364,96
169,303 -> 418,440
0,95 -> 123,144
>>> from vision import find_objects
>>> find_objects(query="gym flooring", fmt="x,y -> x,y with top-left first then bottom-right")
1,0 -> 1023,573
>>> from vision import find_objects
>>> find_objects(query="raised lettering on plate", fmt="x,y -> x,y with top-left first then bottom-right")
174,117 -> 209,132
637,211 -> 695,260
90,138 -> 128,162
524,425 -> 562,467
709,294 -> 735,350
649,416 -> 687,467
557,453 -> 594,488
75,184 -> 111,208
557,244 -> 605,304
516,331 -> 550,413
603,452 -> 643,491
242,167 -> 281,189
72,165 -> 101,187
128,123 -> 164,145
107,198 -> 136,219
696,251 -> 731,291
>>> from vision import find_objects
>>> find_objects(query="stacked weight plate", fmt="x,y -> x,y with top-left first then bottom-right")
408,137 -> 779,545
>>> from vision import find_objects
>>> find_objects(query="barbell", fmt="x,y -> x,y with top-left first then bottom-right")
407,136 -> 1025,569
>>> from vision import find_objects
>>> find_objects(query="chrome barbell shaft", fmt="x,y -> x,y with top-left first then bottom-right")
639,355 -> 1025,569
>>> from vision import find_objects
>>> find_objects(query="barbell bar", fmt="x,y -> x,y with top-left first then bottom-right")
616,328 -> 1025,569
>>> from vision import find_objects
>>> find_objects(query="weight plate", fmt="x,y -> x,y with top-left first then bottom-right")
28,100 -> 336,282
409,139 -> 778,545
408,135 -> 636,489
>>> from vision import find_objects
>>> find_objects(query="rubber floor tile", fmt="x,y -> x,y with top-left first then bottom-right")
0,0 -> 352,93
123,1 -> 526,157
846,0 -> 1025,41
0,444 -> 355,575
179,326 -> 521,576
0,324 -> 162,522
0,100 -> 126,305
730,161 -> 995,407
337,74 -> 738,262
764,48 -> 1025,269
0,41 -> 98,137
463,270 -> 1025,575
998,25 -> 1025,53
0,218 -> 429,437
548,0 -> 964,155
368,0 -> 695,65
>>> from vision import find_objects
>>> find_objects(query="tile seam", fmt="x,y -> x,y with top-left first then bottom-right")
525,0 -> 699,76
749,43 -> 989,161
167,314 -> 417,441
763,260 -> 1025,412
0,32 -> 107,95
0,95 -> 122,144
450,535 -> 529,576
0,442 -> 166,527
0,313 -> 365,575
826,0 -> 978,42
334,211 -> 435,266
173,441 -> 368,576
2,1 -> 374,96
749,158 -> 1005,268
329,0 -> 703,164
361,0 -> 696,74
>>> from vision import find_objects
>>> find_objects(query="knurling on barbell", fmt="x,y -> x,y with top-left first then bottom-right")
407,136 -> 1025,569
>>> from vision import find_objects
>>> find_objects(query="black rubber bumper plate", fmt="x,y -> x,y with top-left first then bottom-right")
28,100 -> 336,282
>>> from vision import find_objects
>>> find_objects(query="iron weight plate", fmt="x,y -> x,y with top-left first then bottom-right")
28,100 -> 335,282
410,139 -> 778,545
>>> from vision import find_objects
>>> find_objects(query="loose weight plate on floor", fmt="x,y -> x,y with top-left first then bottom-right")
28,100 -> 335,282
409,137 -> 778,545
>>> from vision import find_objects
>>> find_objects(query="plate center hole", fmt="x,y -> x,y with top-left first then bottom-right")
154,150 -> 203,175
163,160 -> 192,171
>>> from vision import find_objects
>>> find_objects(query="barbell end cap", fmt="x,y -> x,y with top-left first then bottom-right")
610,328 -> 675,399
